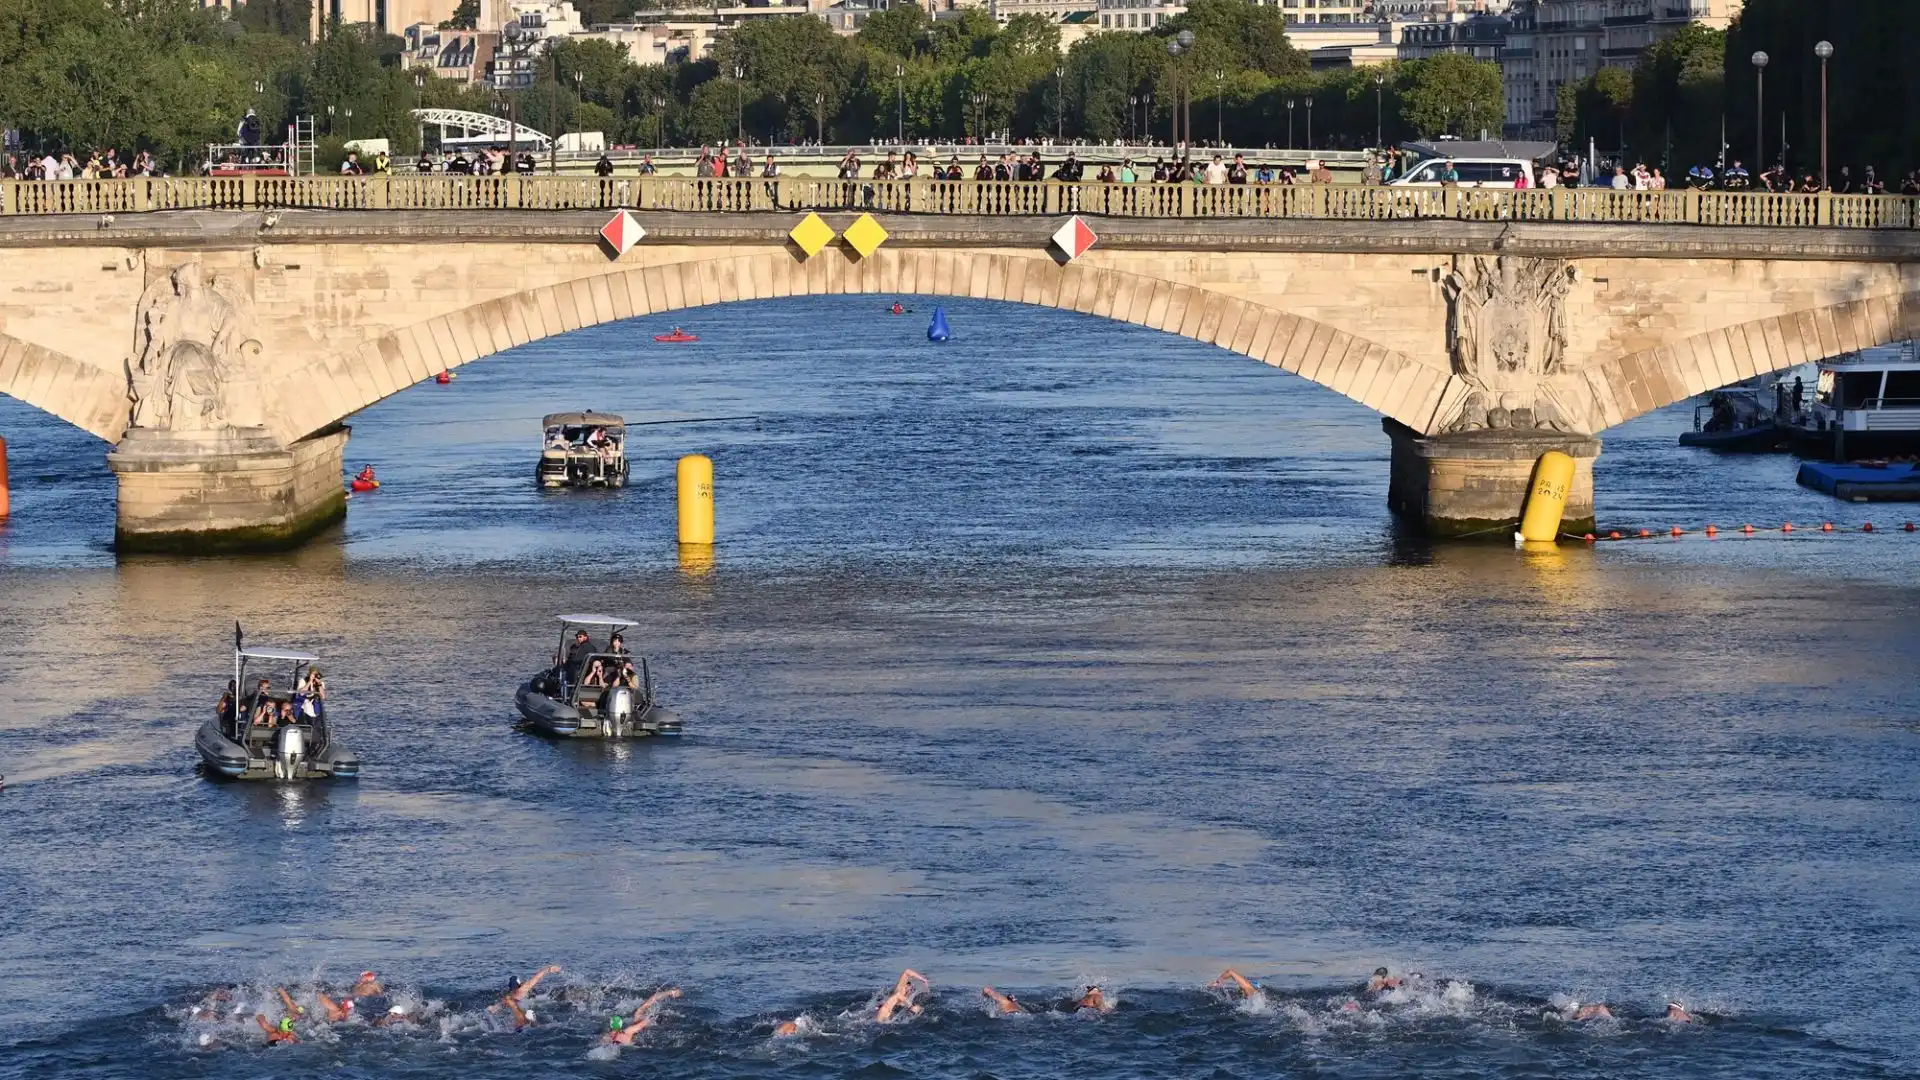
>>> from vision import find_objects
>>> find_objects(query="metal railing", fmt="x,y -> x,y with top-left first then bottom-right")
2,176 -> 1916,229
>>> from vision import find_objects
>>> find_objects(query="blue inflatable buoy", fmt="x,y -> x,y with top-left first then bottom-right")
927,307 -> 951,343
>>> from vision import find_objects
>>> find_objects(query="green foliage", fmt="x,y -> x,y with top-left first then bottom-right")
856,2 -> 928,60
1398,53 -> 1504,139
439,0 -> 478,30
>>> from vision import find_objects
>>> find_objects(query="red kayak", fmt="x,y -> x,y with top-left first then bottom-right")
654,329 -> 699,343
349,479 -> 379,493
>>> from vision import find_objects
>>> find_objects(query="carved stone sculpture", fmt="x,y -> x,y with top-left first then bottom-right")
1441,255 -> 1581,433
126,263 -> 263,431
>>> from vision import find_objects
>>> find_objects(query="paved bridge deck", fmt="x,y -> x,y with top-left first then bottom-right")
4,177 -> 1917,231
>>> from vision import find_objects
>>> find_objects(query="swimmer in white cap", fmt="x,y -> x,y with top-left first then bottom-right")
1665,1001 -> 1697,1023
1565,999 -> 1614,1021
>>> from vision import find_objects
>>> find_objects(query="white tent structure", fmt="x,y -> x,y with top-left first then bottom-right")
410,108 -> 552,152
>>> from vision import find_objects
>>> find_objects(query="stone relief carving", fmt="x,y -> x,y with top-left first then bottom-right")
126,263 -> 264,431
1441,255 -> 1581,433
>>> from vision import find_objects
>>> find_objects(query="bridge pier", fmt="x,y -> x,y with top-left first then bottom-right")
1385,420 -> 1600,540
106,426 -> 348,554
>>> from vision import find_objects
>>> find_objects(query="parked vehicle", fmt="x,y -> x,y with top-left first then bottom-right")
1389,158 -> 1537,189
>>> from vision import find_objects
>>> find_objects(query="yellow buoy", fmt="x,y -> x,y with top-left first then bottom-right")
676,454 -> 715,546
1517,450 -> 1574,544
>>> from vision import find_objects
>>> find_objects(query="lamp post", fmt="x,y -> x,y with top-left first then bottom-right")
1374,72 -> 1385,149
895,63 -> 905,146
1285,98 -> 1295,150
1055,64 -> 1065,144
1141,91 -> 1152,146
411,72 -> 425,153
1177,30 -> 1192,148
1814,40 -> 1833,187
733,63 -> 745,144
970,91 -> 987,142
1304,94 -> 1313,151
1751,50 -> 1768,173
652,94 -> 665,152
325,103 -> 335,135
1214,68 -> 1224,147
344,107 -> 353,141
1165,38 -> 1182,149
814,91 -> 826,145
1127,94 -> 1137,143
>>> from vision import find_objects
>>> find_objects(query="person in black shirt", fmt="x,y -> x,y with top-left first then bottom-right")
593,153 -> 614,177
1227,153 -> 1249,184
564,629 -> 597,685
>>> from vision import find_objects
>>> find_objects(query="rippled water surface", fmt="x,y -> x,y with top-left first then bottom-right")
1,298 -> 1917,1079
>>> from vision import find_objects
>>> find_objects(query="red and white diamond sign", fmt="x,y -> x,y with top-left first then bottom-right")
599,209 -> 645,258
1050,215 -> 1097,261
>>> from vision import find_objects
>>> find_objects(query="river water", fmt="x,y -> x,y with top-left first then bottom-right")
1,297 -> 1917,1079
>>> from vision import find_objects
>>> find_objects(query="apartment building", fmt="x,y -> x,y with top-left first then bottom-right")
1502,0 -> 1742,137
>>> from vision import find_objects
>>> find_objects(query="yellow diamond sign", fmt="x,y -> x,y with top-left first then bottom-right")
842,213 -> 889,259
788,212 -> 835,258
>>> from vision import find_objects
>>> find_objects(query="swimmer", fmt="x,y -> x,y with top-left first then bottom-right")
273,987 -> 307,1019
1564,999 -> 1614,1021
376,1004 -> 426,1028
773,1017 -> 803,1037
1665,1001 -> 1697,1024
1365,967 -> 1403,994
350,970 -> 383,997
1074,986 -> 1114,1014
493,964 -> 560,1029
981,986 -> 1025,1014
875,969 -> 930,1022
1208,969 -> 1261,1000
316,990 -> 355,1023
189,987 -> 233,1022
255,1013 -> 299,1045
601,987 -> 682,1046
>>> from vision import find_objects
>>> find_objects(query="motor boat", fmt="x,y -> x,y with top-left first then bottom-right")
196,634 -> 360,781
537,412 -> 629,489
514,615 -> 682,739
654,328 -> 699,343
1678,389 -> 1787,452
1786,345 -> 1920,461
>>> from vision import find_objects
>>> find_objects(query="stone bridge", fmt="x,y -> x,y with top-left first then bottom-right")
0,205 -> 1916,550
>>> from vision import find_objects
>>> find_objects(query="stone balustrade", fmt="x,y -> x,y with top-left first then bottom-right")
0,177 -> 1914,229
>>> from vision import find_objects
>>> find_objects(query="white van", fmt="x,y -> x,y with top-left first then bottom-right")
1390,158 -> 1537,189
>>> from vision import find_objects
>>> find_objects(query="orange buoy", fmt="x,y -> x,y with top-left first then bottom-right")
1705,525 -> 1719,537
1782,522 -> 1794,533
1638,529 -> 1652,538
1906,522 -> 1916,532
1608,530 -> 1622,540
1741,524 -> 1754,534
0,434 -> 8,520
1863,522 -> 1875,532
1670,526 -> 1683,536
1822,522 -> 1835,532
1582,533 -> 1596,542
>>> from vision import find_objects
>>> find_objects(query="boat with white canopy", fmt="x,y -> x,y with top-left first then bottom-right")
195,627 -> 360,780
514,615 -> 682,738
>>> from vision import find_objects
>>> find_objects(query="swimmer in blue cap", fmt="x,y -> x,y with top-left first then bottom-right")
495,964 -> 561,1029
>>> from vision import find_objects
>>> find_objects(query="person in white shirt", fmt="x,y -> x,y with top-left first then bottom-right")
1610,167 -> 1629,190
1203,155 -> 1228,184
41,153 -> 59,180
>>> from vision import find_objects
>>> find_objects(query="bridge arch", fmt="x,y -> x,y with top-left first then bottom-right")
266,249 -> 1458,445
1585,289 -> 1920,431
0,334 -> 126,442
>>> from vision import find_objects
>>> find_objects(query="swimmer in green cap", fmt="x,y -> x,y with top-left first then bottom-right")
255,1013 -> 299,1045
600,987 -> 683,1046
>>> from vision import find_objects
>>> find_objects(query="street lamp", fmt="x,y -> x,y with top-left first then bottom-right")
970,90 -> 987,142
1374,72 -> 1385,150
1751,50 -> 1768,172
1814,40 -> 1833,187
1285,97 -> 1295,150
733,63 -> 745,144
895,63 -> 905,146
1177,29 -> 1193,147
1127,94 -> 1138,143
1214,68 -> 1224,147
1304,94 -> 1313,151
1141,91 -> 1152,146
1165,37 -> 1182,149
651,94 -> 666,152
814,91 -> 825,145
1055,64 -> 1065,145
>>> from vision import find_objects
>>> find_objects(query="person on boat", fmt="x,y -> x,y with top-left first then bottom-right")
276,700 -> 298,727
981,986 -> 1024,1014
1209,968 -> 1261,1000
564,630 -> 596,684
601,987 -> 682,1045
255,1013 -> 299,1045
874,969 -> 930,1022
582,658 -> 609,689
249,678 -> 278,727
1792,375 -> 1806,414
217,683 -> 236,728
355,465 -> 377,486
295,670 -> 326,721
1365,967 -> 1403,995
1665,1000 -> 1697,1023
607,633 -> 630,658
1074,986 -> 1114,1014
614,662 -> 641,690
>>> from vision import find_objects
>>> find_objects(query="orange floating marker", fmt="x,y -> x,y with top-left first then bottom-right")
0,434 -> 9,521
1906,522 -> 1917,532
1638,529 -> 1652,539
1582,533 -> 1596,542
1671,526 -> 1683,536
1705,525 -> 1719,537
1608,530 -> 1622,540
1863,522 -> 1875,532
1782,522 -> 1794,533
1739,524 -> 1753,534
1822,522 -> 1835,532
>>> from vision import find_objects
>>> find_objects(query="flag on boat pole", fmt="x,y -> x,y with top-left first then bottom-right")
235,621 -> 243,652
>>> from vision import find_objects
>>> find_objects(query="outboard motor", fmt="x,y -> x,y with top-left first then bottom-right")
603,686 -> 635,737
275,724 -> 306,780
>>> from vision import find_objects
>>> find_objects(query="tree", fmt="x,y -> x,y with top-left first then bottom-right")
1629,23 -> 1723,167
1162,0 -> 1306,81
1399,53 -> 1503,139
857,2 -> 928,60
439,0 -> 478,29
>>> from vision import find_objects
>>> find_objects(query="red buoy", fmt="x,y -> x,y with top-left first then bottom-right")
1863,522 -> 1875,533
